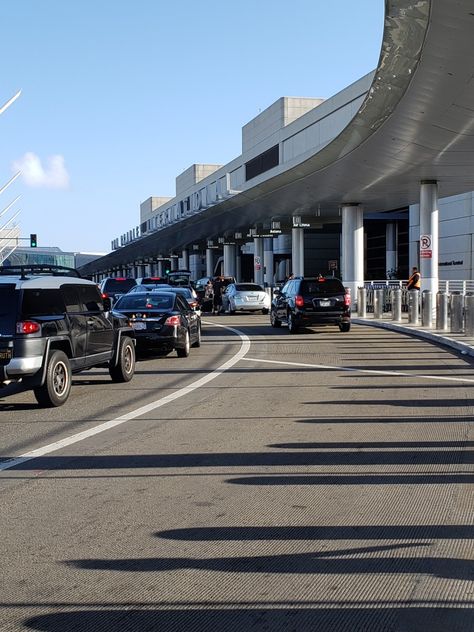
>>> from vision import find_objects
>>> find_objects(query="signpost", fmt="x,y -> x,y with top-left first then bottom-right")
420,234 -> 432,259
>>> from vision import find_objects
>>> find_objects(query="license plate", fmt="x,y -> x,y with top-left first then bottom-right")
131,321 -> 146,330
319,300 -> 331,307
247,296 -> 258,301
0,348 -> 12,361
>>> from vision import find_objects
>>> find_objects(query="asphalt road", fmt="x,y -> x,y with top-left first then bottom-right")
1,316 -> 473,632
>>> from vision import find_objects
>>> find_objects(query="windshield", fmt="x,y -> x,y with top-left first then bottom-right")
115,293 -> 174,311
0,285 -> 18,334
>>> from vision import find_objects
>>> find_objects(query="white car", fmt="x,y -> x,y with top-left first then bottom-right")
222,283 -> 271,314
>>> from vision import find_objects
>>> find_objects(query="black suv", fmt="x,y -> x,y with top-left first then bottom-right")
99,276 -> 137,304
270,276 -> 351,333
0,265 -> 136,407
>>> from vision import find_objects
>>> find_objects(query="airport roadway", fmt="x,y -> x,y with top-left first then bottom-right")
1,316 -> 473,632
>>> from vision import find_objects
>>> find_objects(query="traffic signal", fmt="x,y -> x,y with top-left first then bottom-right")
30,233 -> 37,248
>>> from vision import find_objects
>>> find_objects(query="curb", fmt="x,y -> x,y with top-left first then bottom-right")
352,318 -> 474,358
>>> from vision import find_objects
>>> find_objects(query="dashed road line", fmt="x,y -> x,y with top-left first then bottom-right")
0,323 -> 250,473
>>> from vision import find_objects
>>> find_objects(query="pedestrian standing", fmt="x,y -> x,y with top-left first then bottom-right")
407,266 -> 421,290
212,277 -> 223,314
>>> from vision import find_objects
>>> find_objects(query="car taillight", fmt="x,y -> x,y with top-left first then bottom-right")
16,321 -> 40,334
101,292 -> 108,299
295,295 -> 304,308
189,301 -> 198,308
344,293 -> 351,307
165,315 -> 181,326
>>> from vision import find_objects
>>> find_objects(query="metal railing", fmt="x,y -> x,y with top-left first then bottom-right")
357,280 -> 474,338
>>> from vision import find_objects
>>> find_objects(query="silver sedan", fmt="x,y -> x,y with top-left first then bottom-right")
222,283 -> 271,314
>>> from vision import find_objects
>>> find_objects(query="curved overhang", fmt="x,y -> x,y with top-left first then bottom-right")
82,0 -> 474,275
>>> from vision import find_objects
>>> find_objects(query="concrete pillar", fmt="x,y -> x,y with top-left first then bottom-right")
278,260 -> 287,282
341,203 -> 364,301
189,253 -> 201,280
291,227 -> 304,277
156,261 -> 164,277
223,243 -> 237,278
254,237 -> 264,286
419,181 -> 438,295
386,222 -> 398,278
264,237 -> 274,286
206,248 -> 214,277
170,257 -> 178,271
236,251 -> 242,282
181,248 -> 189,270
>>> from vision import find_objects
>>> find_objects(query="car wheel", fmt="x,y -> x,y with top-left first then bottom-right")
261,308 -> 269,315
287,311 -> 299,334
177,329 -> 190,357
109,336 -> 136,382
270,309 -> 281,328
339,322 -> 351,332
34,350 -> 72,407
192,323 -> 201,347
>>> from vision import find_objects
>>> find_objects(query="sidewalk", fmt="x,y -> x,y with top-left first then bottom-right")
353,312 -> 474,357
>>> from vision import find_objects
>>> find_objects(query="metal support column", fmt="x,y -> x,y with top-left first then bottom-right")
341,204 -> 364,304
223,243 -> 237,278
264,237 -> 274,287
181,248 -> 189,270
206,248 -> 214,277
419,181 -> 439,295
254,237 -> 264,286
291,227 -> 304,277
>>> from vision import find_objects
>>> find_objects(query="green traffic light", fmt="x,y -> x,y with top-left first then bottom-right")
30,233 -> 37,248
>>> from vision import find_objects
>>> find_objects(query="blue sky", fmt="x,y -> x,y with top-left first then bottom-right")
0,1 -> 384,254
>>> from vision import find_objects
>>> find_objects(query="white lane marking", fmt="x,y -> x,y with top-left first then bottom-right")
244,357 -> 474,384
0,322 -> 250,473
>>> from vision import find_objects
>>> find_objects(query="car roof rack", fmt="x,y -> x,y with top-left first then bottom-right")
0,264 -> 82,280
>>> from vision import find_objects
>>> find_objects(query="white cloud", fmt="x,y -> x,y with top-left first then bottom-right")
12,152 -> 70,189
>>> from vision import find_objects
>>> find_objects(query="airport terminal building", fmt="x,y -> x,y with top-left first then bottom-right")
80,1 -> 474,295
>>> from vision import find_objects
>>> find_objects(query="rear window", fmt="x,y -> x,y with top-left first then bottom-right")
21,289 -> 66,317
115,293 -> 174,311
0,285 -> 19,333
300,279 -> 345,295
139,278 -> 168,285
103,279 -> 136,293
235,284 -> 263,291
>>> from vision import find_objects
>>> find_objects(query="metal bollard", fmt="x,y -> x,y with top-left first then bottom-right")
408,290 -> 420,325
464,293 -> 474,337
373,288 -> 384,319
421,290 -> 433,328
392,288 -> 402,322
357,287 -> 367,318
450,292 -> 464,333
436,291 -> 449,331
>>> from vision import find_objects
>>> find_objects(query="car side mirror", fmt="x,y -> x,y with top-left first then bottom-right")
103,297 -> 112,311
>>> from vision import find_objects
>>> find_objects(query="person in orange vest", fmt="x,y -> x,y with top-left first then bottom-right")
407,266 -> 421,290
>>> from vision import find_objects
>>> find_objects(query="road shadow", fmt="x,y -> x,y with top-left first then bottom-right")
24,606 -> 474,632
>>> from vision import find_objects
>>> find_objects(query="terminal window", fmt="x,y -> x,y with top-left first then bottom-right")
245,145 -> 279,181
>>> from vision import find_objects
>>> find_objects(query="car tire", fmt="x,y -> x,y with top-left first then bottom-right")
261,308 -> 269,315
34,350 -> 72,407
177,329 -> 190,357
287,311 -> 299,334
192,324 -> 201,347
270,309 -> 281,328
339,322 -> 351,332
109,336 -> 135,382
